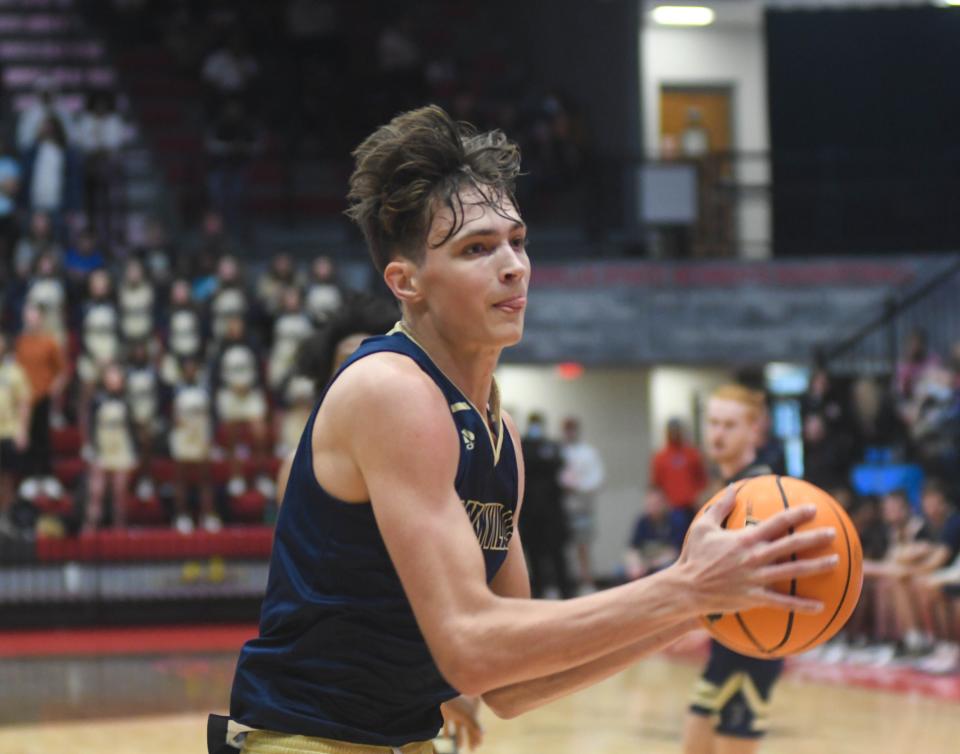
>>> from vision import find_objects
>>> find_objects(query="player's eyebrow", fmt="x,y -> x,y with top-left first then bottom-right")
452,221 -> 526,241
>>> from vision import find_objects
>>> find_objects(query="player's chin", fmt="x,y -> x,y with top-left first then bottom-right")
490,317 -> 525,346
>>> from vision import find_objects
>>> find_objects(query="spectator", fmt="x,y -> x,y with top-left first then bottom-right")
257,252 -> 301,322
161,279 -> 205,386
117,258 -> 156,344
205,98 -> 259,231
21,115 -> 82,234
24,252 -> 68,345
0,332 -> 31,533
906,366 -> 960,478
0,136 -> 21,274
202,30 -> 260,106
623,486 -> 682,581
16,76 -> 76,152
276,375 -> 314,458
803,412 -> 854,491
851,376 -> 906,458
267,287 -> 313,392
76,269 -> 120,401
84,363 -> 137,531
304,255 -> 343,325
63,227 -> 107,284
518,412 -> 573,600
15,303 -> 67,500
76,91 -> 127,245
170,356 -> 218,533
802,368 -> 849,433
212,315 -> 271,499
125,339 -> 164,499
559,416 -> 605,594
650,417 -> 706,537
896,327 -> 940,402
13,211 -> 61,278
208,255 -> 251,344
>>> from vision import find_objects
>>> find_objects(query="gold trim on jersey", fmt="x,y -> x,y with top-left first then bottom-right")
241,729 -> 435,754
690,673 -> 770,731
449,401 -> 471,413
389,321 -> 504,465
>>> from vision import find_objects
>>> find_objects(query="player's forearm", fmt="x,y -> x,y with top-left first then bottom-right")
481,617 -> 698,719
444,565 -> 699,695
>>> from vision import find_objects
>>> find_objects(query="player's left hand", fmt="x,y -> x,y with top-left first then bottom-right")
440,695 -> 484,750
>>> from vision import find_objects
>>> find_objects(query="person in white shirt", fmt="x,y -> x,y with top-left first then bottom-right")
76,91 -> 127,243
559,417 -> 605,593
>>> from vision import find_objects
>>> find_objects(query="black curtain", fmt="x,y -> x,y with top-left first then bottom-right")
766,7 -> 960,256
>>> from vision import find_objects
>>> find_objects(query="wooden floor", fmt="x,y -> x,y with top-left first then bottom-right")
0,651 -> 957,754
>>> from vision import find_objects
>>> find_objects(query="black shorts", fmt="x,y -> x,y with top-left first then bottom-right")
689,640 -> 784,739
0,439 -> 19,473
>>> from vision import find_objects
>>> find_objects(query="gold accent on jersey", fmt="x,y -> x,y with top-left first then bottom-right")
463,500 -> 513,551
449,401 -> 471,413
390,321 -> 505,465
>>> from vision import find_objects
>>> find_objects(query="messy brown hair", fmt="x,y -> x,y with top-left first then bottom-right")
345,105 -> 521,273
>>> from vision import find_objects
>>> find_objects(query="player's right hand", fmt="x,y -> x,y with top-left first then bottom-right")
674,485 -> 839,615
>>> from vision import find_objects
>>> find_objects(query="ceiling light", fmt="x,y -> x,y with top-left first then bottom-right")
652,5 -> 716,26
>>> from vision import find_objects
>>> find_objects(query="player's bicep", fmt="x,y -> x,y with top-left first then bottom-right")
338,360 -> 495,669
490,529 -> 531,599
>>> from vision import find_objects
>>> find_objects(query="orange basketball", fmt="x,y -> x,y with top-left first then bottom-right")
689,475 -> 863,659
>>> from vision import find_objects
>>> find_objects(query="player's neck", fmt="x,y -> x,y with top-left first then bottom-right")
399,317 -> 500,412
717,450 -> 757,481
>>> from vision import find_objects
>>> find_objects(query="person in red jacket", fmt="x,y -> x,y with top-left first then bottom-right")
651,417 -> 707,537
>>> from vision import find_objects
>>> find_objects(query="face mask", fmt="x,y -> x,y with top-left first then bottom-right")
526,424 -> 543,439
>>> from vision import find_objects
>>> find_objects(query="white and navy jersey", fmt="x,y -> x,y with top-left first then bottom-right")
304,282 -> 342,324
25,276 -> 66,337
90,393 -> 136,470
215,341 -> 259,392
231,325 -> 520,747
267,312 -> 313,389
209,285 -> 248,341
167,307 -> 203,359
81,300 -> 120,364
118,282 -> 155,342
171,383 -> 212,461
126,365 -> 161,425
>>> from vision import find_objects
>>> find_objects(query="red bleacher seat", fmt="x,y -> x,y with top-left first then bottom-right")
33,494 -> 73,517
149,458 -> 177,485
36,526 -> 275,562
52,457 -> 86,487
229,490 -> 267,524
50,426 -> 82,456
124,496 -> 167,526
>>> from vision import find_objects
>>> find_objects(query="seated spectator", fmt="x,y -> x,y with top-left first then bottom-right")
276,375 -> 314,459
256,252 -> 302,323
63,227 -> 107,285
0,331 -> 31,534
84,363 -> 137,531
906,366 -> 960,479
13,211 -> 62,278
267,287 -> 313,392
170,357 -> 218,533
623,486 -> 682,581
125,339 -> 164,500
803,412 -> 855,491
212,316 -> 271,498
24,252 -> 68,346
117,258 -> 156,344
76,269 -> 120,410
208,255 -> 251,345
304,255 -> 343,325
161,279 -> 206,386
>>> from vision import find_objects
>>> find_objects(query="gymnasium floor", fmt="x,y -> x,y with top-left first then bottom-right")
0,626 -> 957,754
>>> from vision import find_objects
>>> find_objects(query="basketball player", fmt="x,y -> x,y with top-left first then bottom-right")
218,107 -> 836,754
683,384 -> 784,754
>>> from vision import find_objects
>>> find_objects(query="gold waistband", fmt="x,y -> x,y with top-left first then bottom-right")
242,730 -> 435,754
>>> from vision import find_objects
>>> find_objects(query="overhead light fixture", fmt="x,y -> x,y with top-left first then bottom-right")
943,0 -> 960,6
652,5 -> 716,26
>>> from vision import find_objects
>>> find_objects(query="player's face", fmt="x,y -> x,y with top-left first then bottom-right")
417,190 -> 530,348
704,397 -> 758,466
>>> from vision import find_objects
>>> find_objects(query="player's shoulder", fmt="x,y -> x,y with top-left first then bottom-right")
325,350 -> 450,422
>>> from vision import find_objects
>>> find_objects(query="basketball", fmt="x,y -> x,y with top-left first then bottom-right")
690,475 -> 864,659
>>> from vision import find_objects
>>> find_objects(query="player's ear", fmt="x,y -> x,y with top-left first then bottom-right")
383,257 -> 423,305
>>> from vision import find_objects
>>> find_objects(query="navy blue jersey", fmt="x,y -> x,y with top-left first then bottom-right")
230,325 -> 519,746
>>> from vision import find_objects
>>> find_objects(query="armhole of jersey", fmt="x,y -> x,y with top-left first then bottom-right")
305,346 -> 466,499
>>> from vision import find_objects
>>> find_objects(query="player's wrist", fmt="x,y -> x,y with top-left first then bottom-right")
647,562 -> 702,618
